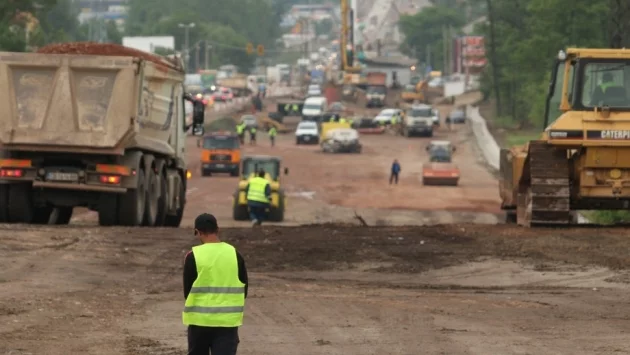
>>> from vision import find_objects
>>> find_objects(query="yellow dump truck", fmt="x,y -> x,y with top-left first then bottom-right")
0,43 -> 199,227
499,48 -> 630,226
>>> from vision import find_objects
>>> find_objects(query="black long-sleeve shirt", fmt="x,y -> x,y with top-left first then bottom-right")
183,249 -> 248,300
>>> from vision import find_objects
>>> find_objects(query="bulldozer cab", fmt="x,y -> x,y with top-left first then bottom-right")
543,49 -> 630,131
241,156 -> 288,181
428,146 -> 452,163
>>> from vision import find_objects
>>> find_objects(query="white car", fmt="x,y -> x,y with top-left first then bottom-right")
295,121 -> 319,144
373,108 -> 402,125
307,85 -> 322,96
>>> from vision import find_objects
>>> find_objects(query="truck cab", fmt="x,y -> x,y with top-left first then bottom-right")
199,132 -> 241,177
403,104 -> 434,137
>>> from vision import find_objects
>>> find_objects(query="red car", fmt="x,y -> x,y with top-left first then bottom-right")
213,87 -> 233,102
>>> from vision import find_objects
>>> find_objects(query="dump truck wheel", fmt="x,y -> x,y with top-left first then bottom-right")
119,167 -> 147,226
143,169 -> 160,226
164,176 -> 185,227
155,173 -> 168,226
230,168 -> 239,177
33,206 -> 53,224
98,194 -> 119,226
52,207 -> 73,225
8,183 -> 34,223
0,184 -> 8,222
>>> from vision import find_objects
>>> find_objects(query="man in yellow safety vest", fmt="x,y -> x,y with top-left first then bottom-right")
268,126 -> 277,147
183,213 -> 248,355
236,122 -> 246,144
245,169 -> 271,226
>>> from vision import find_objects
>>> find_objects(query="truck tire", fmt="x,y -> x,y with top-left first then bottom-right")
0,184 -> 8,222
269,190 -> 285,222
164,176 -> 185,227
230,168 -> 240,177
33,206 -> 53,224
118,167 -> 146,226
155,173 -> 168,226
8,183 -> 34,223
232,191 -> 249,220
143,169 -> 159,226
98,194 -> 119,226
52,207 -> 73,225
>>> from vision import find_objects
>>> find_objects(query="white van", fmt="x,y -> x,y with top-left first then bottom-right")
302,96 -> 327,118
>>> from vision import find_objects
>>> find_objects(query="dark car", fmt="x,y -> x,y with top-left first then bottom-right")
447,109 -> 466,124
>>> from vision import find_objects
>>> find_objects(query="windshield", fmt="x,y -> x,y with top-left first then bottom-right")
581,61 -> 630,108
242,160 -> 279,179
404,85 -> 415,92
304,104 -> 321,110
409,108 -> 432,117
367,86 -> 386,94
429,148 -> 451,162
378,110 -> 394,117
298,123 -> 317,129
203,136 -> 239,149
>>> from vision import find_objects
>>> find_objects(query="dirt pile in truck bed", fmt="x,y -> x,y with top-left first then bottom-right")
37,42 -> 181,71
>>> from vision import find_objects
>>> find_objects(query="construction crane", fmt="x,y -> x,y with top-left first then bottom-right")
340,0 -> 361,74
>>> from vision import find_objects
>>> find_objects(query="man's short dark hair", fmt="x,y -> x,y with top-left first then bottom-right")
258,169 -> 265,177
195,213 -> 218,234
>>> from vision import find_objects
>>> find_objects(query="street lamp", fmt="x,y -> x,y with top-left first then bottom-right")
178,23 -> 195,73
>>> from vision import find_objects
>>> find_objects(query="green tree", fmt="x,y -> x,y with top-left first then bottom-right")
399,6 -> 465,71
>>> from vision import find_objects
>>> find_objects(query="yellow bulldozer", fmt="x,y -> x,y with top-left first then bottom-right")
232,155 -> 288,222
500,48 -> 630,226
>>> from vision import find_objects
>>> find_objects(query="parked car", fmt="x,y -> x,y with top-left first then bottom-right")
213,87 -> 233,102
295,120 -> 319,144
373,108 -> 403,125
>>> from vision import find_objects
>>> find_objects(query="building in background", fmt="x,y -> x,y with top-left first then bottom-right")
74,0 -> 129,33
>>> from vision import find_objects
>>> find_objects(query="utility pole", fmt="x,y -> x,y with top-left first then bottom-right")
426,44 -> 431,73
178,23 -> 195,73
442,25 -> 447,74
204,41 -> 211,69
195,43 -> 200,73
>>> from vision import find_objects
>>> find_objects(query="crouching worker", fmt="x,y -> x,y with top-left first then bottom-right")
245,169 -> 271,226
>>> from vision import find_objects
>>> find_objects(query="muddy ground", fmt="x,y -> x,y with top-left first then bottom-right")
2,91 -> 630,354
0,225 -> 629,354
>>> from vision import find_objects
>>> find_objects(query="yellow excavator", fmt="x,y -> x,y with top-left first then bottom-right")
340,0 -> 361,84
500,48 -> 630,226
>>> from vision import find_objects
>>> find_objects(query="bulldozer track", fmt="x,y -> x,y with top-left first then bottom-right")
518,141 -> 572,226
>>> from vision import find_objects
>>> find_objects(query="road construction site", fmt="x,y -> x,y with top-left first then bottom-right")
2,89 -> 630,354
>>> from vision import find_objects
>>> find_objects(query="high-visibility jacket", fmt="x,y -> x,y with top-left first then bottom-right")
236,124 -> 245,134
269,127 -> 277,137
247,176 -> 270,203
600,81 -> 614,93
391,116 -> 397,124
284,104 -> 290,111
292,104 -> 298,111
250,127 -> 257,133
339,118 -> 347,123
182,242 -> 245,327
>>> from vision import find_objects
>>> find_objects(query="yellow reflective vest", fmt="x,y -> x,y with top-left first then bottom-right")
182,242 -> 245,327
247,176 -> 270,203
269,127 -> 277,137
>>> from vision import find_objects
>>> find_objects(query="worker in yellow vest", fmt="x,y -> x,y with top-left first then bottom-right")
339,117 -> 347,124
268,126 -> 277,147
246,170 -> 271,226
236,122 -> 246,144
183,213 -> 248,354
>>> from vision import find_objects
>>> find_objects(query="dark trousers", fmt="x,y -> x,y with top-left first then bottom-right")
187,325 -> 239,355
389,172 -> 399,184
248,204 -> 267,224
238,134 -> 244,144
270,136 -> 275,146
249,133 -> 256,145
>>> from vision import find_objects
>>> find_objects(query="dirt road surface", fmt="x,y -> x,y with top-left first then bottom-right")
3,91 -> 630,354
1,225 -> 629,354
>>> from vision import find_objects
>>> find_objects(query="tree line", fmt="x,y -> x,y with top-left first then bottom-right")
399,0 -> 630,128
0,0 -> 308,70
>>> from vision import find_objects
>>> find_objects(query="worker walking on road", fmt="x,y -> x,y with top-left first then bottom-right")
245,169 -> 271,226
183,213 -> 248,355
236,122 -> 246,144
249,126 -> 256,145
390,159 -> 401,185
268,126 -> 277,147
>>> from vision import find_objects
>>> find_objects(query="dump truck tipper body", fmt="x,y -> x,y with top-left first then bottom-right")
0,45 -> 196,227
366,72 -> 387,107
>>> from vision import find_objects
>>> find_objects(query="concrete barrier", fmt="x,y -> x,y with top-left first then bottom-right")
466,105 -> 500,171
